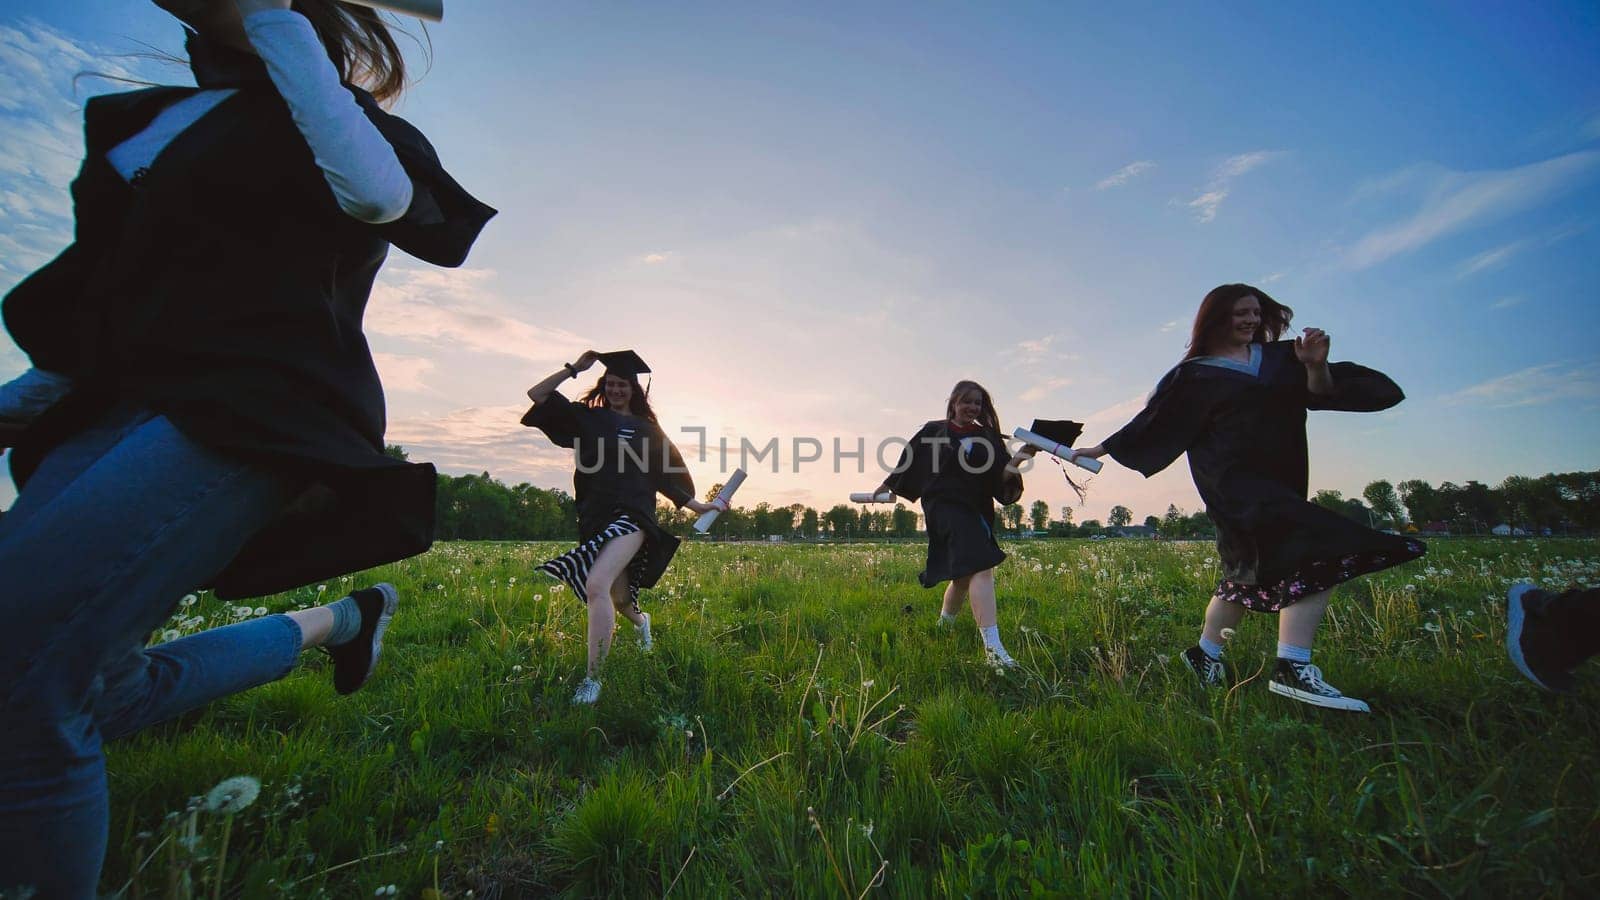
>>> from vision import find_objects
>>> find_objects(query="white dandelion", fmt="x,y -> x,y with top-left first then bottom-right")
203,776 -> 261,814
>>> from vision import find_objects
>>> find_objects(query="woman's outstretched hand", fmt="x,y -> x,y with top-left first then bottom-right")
686,498 -> 729,515
1074,444 -> 1108,459
1294,328 -> 1330,366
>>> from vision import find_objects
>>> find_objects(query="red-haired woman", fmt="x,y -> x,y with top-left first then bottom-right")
1077,284 -> 1423,712
0,1 -> 493,893
523,350 -> 725,705
878,380 -> 1034,669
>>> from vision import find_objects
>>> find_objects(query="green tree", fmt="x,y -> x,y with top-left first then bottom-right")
1108,505 -> 1133,528
1002,504 -> 1024,532
800,507 -> 820,538
1030,500 -> 1051,532
1363,480 -> 1403,527
892,503 -> 919,537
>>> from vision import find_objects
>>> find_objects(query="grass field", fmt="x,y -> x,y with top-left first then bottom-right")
103,538 -> 1598,898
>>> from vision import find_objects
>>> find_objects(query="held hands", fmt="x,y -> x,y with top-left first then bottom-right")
1294,328 -> 1330,366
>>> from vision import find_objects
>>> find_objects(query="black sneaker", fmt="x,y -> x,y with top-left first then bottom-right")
1507,583 -> 1576,693
328,583 -> 399,695
1182,645 -> 1226,687
1268,659 -> 1370,713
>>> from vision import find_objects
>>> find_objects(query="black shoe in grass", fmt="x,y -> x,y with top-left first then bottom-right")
328,583 -> 399,695
1268,659 -> 1370,713
1507,583 -> 1576,693
1181,645 -> 1225,687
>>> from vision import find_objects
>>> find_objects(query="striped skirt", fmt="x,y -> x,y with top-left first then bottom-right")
538,514 -> 652,611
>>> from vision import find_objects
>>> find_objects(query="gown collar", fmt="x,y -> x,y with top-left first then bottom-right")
1192,343 -> 1263,377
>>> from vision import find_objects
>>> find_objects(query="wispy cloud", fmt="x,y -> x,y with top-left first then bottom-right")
1457,239 -> 1532,278
371,352 -> 438,394
1158,320 -> 1180,333
640,251 -> 673,264
1442,362 -> 1600,408
1345,152 -> 1600,269
1019,376 -> 1073,403
1491,295 -> 1528,310
1185,151 -> 1283,223
0,22 -> 173,294
365,266 -> 592,365
386,404 -> 574,482
1095,160 -> 1155,190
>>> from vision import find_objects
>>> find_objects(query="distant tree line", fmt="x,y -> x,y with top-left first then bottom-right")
392,448 -> 1598,542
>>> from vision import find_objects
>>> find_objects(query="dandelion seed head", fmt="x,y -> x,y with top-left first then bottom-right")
204,776 -> 261,814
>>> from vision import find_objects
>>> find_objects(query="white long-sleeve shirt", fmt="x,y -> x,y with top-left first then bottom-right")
104,9 -> 413,224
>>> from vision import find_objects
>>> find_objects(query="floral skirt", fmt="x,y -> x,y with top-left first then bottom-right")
537,514 -> 652,612
1214,539 -> 1426,612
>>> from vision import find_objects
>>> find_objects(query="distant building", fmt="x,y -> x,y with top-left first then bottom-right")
1115,525 -> 1156,539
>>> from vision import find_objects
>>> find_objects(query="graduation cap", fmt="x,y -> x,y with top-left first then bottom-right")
1020,418 -> 1090,503
1027,419 -> 1084,448
597,350 -> 650,377
597,350 -> 651,394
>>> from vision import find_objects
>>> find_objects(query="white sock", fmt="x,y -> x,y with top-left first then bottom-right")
980,625 -> 1005,652
1198,635 -> 1224,660
938,612 -> 958,625
1277,642 -> 1312,664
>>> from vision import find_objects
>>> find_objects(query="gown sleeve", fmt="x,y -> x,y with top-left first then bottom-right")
520,391 -> 584,448
989,431 -> 1023,505
650,429 -> 697,508
1102,365 -> 1207,477
356,94 -> 498,267
1305,362 -> 1405,412
881,422 -> 936,499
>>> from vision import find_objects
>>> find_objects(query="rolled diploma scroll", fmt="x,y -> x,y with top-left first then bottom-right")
849,491 -> 895,503
341,0 -> 444,22
1012,428 -> 1104,473
693,467 -> 747,533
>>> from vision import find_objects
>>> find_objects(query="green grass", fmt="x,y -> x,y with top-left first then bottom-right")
102,539 -> 1599,898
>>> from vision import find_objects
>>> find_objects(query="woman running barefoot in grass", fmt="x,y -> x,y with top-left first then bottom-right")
878,380 -> 1035,669
522,350 -> 724,705
1076,284 -> 1423,713
0,1 -> 493,895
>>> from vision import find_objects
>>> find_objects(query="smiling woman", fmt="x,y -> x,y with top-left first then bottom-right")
0,1 -> 493,896
521,349 -> 727,706
1076,283 -> 1425,714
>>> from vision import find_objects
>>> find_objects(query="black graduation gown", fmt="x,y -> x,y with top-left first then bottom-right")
1103,341 -> 1423,601
2,36 -> 496,598
884,420 -> 1022,587
520,392 -> 696,588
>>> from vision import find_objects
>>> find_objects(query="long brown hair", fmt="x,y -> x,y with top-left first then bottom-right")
1183,283 -> 1294,360
294,1 -> 412,104
945,380 -> 1001,432
582,374 -> 659,424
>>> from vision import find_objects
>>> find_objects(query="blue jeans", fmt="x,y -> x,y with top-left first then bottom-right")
0,406 -> 302,899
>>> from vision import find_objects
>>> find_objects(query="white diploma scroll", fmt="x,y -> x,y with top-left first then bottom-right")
849,491 -> 895,503
693,468 -> 747,533
342,0 -> 444,22
1012,428 -> 1104,473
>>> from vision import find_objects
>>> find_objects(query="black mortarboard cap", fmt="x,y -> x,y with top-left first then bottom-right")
1028,419 -> 1084,448
597,350 -> 650,378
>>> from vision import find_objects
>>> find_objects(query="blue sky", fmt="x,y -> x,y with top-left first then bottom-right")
2,1 -> 1598,523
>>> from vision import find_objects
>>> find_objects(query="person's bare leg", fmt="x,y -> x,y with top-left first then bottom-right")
582,532 -> 646,678
1200,596 -> 1247,649
611,577 -> 645,628
1277,589 -> 1331,649
965,569 -> 997,629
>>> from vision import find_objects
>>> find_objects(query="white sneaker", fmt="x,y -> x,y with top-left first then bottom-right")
637,613 -> 653,652
985,646 -> 1019,670
572,677 -> 602,705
